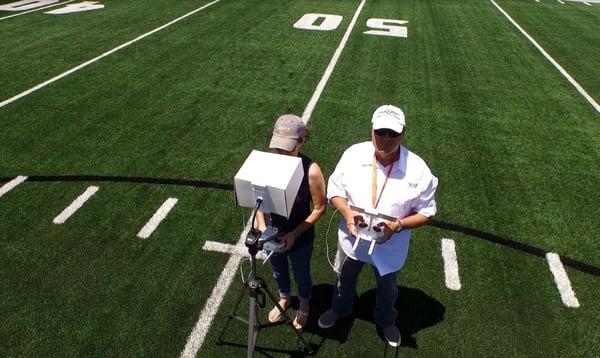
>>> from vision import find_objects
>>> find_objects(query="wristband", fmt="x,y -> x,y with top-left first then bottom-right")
393,220 -> 403,233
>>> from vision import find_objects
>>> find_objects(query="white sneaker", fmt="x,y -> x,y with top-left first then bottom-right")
382,325 -> 401,347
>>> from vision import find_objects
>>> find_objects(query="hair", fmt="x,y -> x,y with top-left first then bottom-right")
302,127 -> 310,142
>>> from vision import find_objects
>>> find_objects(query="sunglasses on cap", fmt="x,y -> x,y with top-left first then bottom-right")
374,128 -> 402,138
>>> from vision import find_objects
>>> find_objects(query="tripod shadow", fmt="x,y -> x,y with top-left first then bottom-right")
299,284 -> 445,353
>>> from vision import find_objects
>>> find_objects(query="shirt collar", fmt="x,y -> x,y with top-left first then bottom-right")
368,143 -> 407,175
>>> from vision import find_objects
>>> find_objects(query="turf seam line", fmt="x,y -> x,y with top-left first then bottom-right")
180,218 -> 253,358
52,185 -> 99,224
490,0 -> 600,113
0,175 -> 28,198
136,197 -> 178,239
301,0 -> 367,123
441,238 -> 461,291
0,0 -> 77,21
0,0 -> 222,109
546,252 -> 580,308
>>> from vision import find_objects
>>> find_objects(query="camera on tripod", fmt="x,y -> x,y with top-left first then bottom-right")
217,150 -> 312,357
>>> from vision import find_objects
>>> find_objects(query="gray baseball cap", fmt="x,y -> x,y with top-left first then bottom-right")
269,114 -> 305,152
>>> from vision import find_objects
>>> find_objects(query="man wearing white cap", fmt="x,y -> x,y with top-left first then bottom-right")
318,105 -> 438,347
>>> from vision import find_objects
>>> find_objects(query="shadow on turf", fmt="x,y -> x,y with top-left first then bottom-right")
300,284 -> 445,354
215,284 -> 444,356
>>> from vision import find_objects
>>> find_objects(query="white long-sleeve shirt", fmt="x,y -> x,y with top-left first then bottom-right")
327,141 -> 438,275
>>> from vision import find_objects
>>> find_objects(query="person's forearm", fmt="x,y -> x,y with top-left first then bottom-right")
255,211 -> 267,232
291,205 -> 325,236
330,196 -> 354,222
398,213 -> 431,230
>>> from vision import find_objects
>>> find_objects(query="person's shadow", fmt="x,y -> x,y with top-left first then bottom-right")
298,283 -> 445,354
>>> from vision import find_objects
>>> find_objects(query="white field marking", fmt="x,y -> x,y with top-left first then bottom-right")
441,238 -> 462,291
491,0 -> 600,113
137,197 -> 178,239
301,0 -> 367,123
546,253 -> 580,308
0,0 -> 75,21
0,0 -> 222,109
557,0 -> 565,4
52,186 -> 98,224
0,176 -> 28,198
180,218 -> 252,358
202,240 -> 267,260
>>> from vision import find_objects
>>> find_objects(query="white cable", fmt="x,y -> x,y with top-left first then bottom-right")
324,208 -> 340,271
324,206 -> 350,273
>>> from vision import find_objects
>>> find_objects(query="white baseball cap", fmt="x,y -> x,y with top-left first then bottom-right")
371,105 -> 406,134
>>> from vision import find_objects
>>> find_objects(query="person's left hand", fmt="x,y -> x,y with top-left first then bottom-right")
376,220 -> 395,244
281,232 -> 297,251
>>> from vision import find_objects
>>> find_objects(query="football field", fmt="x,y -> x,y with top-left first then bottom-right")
1,0 -> 599,356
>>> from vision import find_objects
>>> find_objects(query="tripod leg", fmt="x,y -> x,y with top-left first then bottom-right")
247,291 -> 259,358
216,282 -> 248,344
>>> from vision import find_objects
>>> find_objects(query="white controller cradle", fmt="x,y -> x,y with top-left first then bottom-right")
350,206 -> 396,255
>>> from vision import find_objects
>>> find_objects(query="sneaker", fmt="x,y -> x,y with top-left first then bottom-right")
382,325 -> 401,347
317,309 -> 340,329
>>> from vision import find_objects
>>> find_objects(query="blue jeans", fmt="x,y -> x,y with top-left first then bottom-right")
332,249 -> 399,328
268,244 -> 313,304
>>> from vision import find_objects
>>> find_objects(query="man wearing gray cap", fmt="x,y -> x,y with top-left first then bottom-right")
256,114 -> 327,330
318,105 -> 438,347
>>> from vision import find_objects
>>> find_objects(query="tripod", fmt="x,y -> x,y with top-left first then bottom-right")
216,228 -> 314,357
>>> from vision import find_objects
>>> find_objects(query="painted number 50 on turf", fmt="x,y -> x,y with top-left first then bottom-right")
293,13 -> 408,38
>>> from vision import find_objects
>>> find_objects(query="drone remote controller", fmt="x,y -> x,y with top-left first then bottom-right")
259,227 -> 285,261
350,206 -> 396,255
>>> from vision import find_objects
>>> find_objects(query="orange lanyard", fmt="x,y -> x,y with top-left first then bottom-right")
371,155 -> 394,209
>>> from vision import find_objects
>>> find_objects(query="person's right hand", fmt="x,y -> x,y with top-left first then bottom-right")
346,214 -> 364,237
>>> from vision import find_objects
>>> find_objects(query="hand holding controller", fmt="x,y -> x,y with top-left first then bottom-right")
349,206 -> 397,255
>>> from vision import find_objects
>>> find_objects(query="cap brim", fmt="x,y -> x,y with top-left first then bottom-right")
269,136 -> 297,151
372,121 -> 404,133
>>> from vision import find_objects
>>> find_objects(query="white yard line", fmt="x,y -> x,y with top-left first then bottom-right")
301,0 -> 367,123
0,176 -> 28,198
441,238 -> 462,291
52,186 -> 99,224
0,0 -> 76,21
546,253 -> 580,308
137,197 -> 178,239
203,240 -> 267,260
490,0 -> 600,113
180,219 -> 252,358
0,0 -> 222,109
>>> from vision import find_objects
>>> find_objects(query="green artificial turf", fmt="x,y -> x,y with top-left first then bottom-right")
1,0 -> 598,356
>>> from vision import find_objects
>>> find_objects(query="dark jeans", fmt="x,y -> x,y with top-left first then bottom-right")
268,244 -> 313,304
332,249 -> 399,328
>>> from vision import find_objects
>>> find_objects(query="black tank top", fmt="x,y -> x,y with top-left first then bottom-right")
270,153 -> 315,249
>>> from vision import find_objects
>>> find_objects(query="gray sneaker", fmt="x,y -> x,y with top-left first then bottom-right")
382,325 -> 401,347
317,309 -> 340,329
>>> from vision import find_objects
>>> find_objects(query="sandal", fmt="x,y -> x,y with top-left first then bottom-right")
267,301 -> 290,323
293,309 -> 309,330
